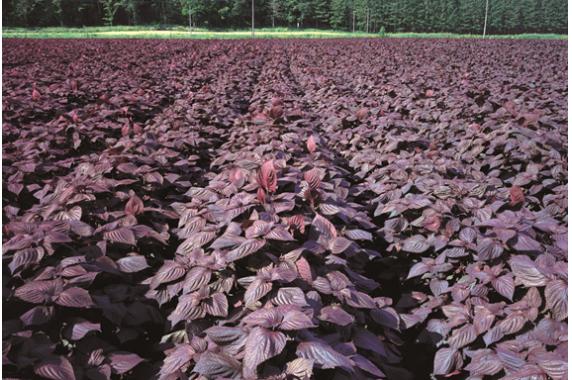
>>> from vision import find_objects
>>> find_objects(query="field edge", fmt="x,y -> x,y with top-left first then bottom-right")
2,27 -> 567,40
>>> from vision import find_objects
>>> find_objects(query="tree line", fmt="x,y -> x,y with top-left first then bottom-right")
3,0 -> 567,34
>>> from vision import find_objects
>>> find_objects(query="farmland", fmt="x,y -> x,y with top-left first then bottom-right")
2,38 -> 568,379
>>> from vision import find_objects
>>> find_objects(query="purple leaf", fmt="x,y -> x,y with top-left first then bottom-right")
279,308 -> 315,330
116,255 -> 148,273
477,238 -> 503,261
296,341 -> 353,370
433,347 -> 462,376
124,193 -> 144,216
168,293 -> 205,325
193,351 -> 241,378
273,287 -> 308,307
64,319 -> 101,340
354,328 -> 390,357
344,229 -> 373,241
243,327 -> 287,378
352,354 -> 384,377
104,228 -> 136,246
496,347 -> 526,372
9,247 -> 44,274
483,326 -> 504,346
511,233 -> 543,252
54,287 -> 93,308
402,235 -> 430,253
545,279 -> 567,321
265,226 -> 295,241
205,326 -> 247,345
182,266 -> 212,293
344,289 -> 377,309
535,351 -> 567,379
304,168 -> 321,190
429,279 -> 448,297
177,231 -> 217,254
329,237 -> 352,254
498,313 -> 527,335
492,274 -> 515,301
319,305 -> 354,326
243,307 -> 283,329
465,351 -> 503,376
34,357 -> 76,380
226,239 -> 265,262
509,255 -> 547,287
285,358 -> 314,378
406,262 -> 430,279
108,351 -> 144,374
159,344 -> 195,378
15,280 -> 61,304
473,306 -> 495,335
150,261 -> 187,289
311,214 -> 337,241
459,227 -> 477,243
244,278 -> 273,306
448,324 -> 477,349
20,305 -> 55,326
371,307 -> 400,330
245,221 -> 273,239
203,293 -> 228,317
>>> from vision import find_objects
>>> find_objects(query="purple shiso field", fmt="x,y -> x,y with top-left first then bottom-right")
2,38 -> 568,380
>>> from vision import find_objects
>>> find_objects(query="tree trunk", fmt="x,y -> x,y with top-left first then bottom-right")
482,0 -> 489,38
189,2 -> 192,32
161,0 -> 167,25
352,11 -> 355,32
251,0 -> 255,37
56,0 -> 64,27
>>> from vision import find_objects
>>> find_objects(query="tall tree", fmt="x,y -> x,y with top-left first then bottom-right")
330,0 -> 347,29
2,0 -> 567,34
123,0 -> 143,25
51,0 -> 64,26
268,0 -> 283,27
313,0 -> 331,27
100,0 -> 122,26
179,0 -> 194,30
10,0 -> 42,26
285,0 -> 314,28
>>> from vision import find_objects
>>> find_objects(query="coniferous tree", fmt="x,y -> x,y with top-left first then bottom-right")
314,0 -> 331,27
268,0 -> 284,27
329,0 -> 348,29
2,0 -> 567,34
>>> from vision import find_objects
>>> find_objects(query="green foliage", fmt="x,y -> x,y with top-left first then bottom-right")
313,0 -> 330,26
329,0 -> 347,29
268,0 -> 284,27
2,0 -> 568,34
101,0 -> 122,26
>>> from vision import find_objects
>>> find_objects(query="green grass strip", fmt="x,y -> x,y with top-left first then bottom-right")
2,26 -> 567,40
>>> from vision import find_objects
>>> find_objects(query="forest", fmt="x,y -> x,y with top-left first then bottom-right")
3,0 -> 568,34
